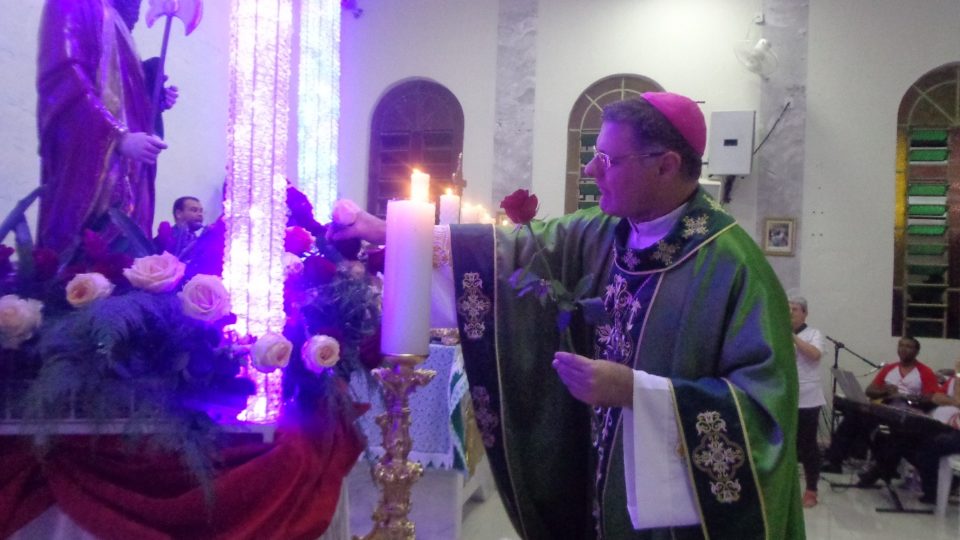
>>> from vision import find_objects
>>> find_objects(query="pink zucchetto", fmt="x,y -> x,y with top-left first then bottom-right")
641,92 -> 706,157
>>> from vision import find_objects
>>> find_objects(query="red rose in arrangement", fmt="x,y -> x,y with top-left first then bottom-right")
303,255 -> 337,285
0,245 -> 14,277
499,189 -> 538,224
32,248 -> 59,282
285,226 -> 316,256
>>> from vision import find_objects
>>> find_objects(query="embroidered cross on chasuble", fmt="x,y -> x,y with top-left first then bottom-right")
448,188 -> 805,540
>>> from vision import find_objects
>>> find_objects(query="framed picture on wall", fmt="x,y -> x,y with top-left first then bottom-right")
762,218 -> 795,256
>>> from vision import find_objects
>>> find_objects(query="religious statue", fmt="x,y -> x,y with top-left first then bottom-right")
36,0 -> 171,253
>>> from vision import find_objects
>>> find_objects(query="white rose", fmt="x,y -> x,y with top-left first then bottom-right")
331,199 -> 362,227
251,331 -> 293,373
65,272 -> 114,308
179,274 -> 232,322
123,252 -> 186,293
0,295 -> 43,349
302,334 -> 340,373
282,252 -> 304,277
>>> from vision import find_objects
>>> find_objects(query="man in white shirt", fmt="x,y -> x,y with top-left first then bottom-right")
790,296 -> 826,508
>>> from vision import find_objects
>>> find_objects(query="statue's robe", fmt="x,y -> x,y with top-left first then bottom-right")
37,0 -> 155,253
449,189 -> 804,539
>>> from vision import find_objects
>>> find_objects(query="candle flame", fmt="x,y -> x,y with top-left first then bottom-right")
445,187 -> 453,196
410,168 -> 430,203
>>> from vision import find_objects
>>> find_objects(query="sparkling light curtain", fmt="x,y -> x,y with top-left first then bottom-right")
297,0 -> 341,221
225,0 -> 293,423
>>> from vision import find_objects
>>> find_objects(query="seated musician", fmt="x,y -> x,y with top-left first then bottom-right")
822,336 -> 940,482
913,360 -> 960,504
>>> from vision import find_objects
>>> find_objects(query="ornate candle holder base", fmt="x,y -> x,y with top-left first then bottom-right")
354,354 -> 436,540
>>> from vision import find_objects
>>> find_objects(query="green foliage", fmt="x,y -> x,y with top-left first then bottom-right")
20,289 -> 247,498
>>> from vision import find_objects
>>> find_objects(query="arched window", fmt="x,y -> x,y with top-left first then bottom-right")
367,80 -> 464,218
564,75 -> 663,214
893,63 -> 960,338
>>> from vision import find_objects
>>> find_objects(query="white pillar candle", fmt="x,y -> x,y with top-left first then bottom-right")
411,169 -> 430,203
438,189 -> 461,225
381,179 -> 435,356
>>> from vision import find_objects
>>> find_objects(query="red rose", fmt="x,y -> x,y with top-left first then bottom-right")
358,329 -> 382,370
32,248 -> 59,282
499,189 -> 538,224
285,226 -> 316,256
154,221 -> 174,253
91,252 -> 133,286
364,247 -> 385,275
303,255 -> 337,285
0,245 -> 14,277
82,229 -> 109,261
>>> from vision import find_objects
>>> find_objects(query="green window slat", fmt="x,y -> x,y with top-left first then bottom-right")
907,244 -> 947,256
908,184 -> 948,196
578,201 -> 599,210
911,130 -> 949,144
580,152 -> 594,165
907,204 -> 947,216
908,264 -> 948,276
907,224 -> 947,236
579,183 -> 600,196
580,133 -> 598,148
909,149 -> 949,161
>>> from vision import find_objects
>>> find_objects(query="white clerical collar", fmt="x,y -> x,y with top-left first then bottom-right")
627,202 -> 689,250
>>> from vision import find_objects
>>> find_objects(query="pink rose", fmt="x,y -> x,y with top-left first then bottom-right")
331,199 -> 362,227
179,274 -> 232,322
0,295 -> 43,349
65,272 -> 114,308
301,334 -> 340,373
282,252 -> 304,277
251,331 -> 293,373
123,252 -> 186,293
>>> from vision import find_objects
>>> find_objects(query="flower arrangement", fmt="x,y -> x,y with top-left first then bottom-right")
0,186 -> 383,491
500,189 -> 594,351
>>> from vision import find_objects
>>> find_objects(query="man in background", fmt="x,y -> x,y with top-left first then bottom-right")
170,196 -> 204,256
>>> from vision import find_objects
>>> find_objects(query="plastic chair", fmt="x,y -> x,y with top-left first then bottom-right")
935,453 -> 960,522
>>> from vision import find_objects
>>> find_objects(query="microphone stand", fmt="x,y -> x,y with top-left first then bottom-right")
825,336 -> 881,435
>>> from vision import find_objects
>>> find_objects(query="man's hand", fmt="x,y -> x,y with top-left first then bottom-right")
118,132 -> 167,164
552,352 -> 634,407
163,85 -> 179,110
326,200 -> 387,244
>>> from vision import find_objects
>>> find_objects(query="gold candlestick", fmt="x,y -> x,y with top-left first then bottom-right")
354,354 -> 436,540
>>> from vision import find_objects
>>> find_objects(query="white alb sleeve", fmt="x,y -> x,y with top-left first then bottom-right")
622,370 -> 700,529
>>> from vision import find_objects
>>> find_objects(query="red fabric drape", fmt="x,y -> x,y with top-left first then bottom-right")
0,420 -> 362,540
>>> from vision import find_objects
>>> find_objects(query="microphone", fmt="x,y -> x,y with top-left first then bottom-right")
825,335 -> 844,349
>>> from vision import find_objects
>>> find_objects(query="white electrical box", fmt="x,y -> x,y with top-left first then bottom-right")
707,111 -> 755,176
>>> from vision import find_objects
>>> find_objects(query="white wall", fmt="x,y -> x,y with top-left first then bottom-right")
338,0 -> 499,209
804,0 -> 960,371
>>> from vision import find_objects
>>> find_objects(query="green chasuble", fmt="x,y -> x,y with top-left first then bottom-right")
449,188 -> 804,540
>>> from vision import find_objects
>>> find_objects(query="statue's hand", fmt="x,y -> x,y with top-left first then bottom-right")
119,132 -> 168,164
163,85 -> 179,110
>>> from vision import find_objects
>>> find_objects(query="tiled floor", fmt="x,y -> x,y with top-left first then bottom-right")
348,461 -> 960,539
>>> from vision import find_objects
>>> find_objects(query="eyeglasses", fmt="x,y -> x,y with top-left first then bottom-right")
591,147 -> 666,173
